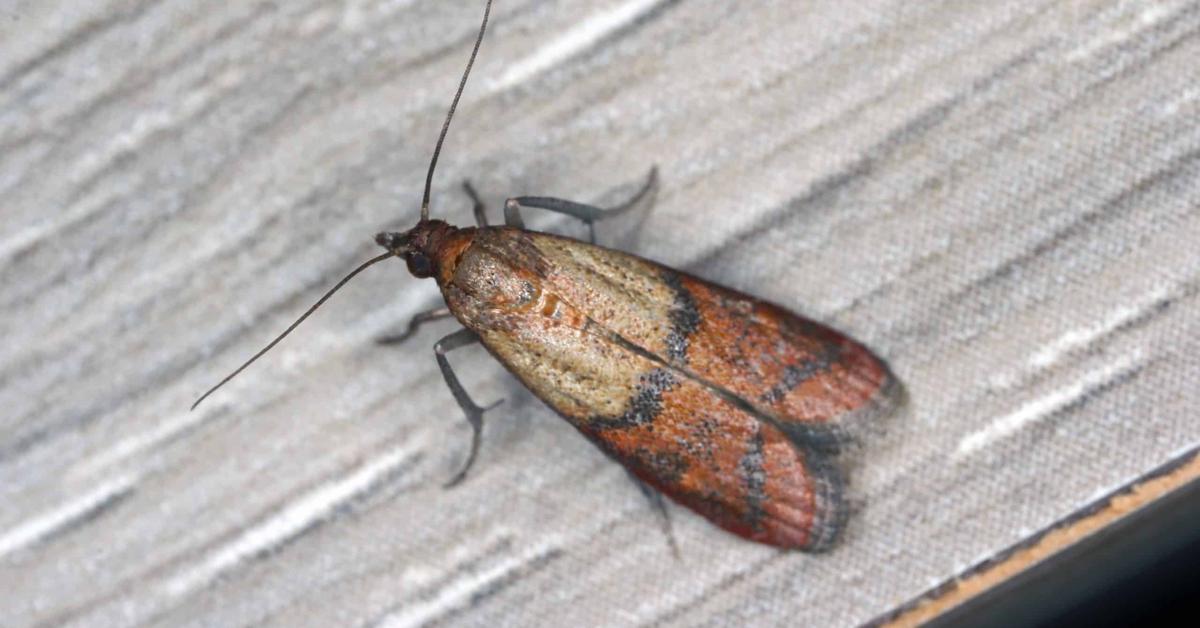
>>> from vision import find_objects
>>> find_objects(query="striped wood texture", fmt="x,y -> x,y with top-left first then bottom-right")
3,1 -> 1199,626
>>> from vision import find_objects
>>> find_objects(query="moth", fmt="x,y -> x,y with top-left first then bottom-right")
195,0 -> 902,551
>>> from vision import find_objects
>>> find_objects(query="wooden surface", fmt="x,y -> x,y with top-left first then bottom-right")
3,1 -> 1200,626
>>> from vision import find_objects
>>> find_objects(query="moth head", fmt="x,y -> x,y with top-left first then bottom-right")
375,220 -> 452,279
375,0 -> 491,283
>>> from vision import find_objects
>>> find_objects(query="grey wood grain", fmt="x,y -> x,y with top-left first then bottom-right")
3,0 -> 1199,626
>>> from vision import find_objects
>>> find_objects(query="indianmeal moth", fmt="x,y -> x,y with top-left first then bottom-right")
194,0 -> 904,552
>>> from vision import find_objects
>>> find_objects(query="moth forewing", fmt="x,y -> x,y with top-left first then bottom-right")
429,227 -> 898,550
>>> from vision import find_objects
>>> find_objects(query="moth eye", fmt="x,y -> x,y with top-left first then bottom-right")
407,253 -> 434,278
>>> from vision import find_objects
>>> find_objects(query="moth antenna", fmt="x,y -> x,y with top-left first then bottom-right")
420,0 -> 494,221
192,251 -> 396,411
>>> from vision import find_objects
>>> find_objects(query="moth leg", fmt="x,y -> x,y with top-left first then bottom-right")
435,328 -> 504,488
627,471 -> 681,559
376,307 -> 453,345
462,179 -> 488,227
504,166 -> 658,244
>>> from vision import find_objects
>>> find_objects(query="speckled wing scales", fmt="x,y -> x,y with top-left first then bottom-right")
668,273 -> 903,451
443,228 -> 897,550
467,290 -> 845,549
527,231 -> 901,445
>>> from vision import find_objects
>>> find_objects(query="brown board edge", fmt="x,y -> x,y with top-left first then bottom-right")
869,443 -> 1200,627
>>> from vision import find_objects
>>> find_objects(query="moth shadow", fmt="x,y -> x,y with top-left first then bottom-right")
836,373 -> 914,524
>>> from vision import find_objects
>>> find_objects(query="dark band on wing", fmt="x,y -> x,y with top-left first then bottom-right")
737,428 -> 767,531
589,368 -> 678,430
759,343 -> 843,404
662,271 -> 700,364
800,452 -> 847,553
634,447 -> 690,484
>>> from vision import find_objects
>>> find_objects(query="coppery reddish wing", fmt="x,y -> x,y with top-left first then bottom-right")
667,274 -> 902,453
435,227 -> 899,550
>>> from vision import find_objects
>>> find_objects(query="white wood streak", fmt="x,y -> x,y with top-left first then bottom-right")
1027,284 -> 1171,371
0,66 -> 246,263
487,0 -> 667,93
373,540 -> 560,628
71,408 -> 218,479
957,350 -> 1144,459
1066,1 -> 1176,62
990,282 -> 1175,391
163,444 -> 417,597
0,473 -> 137,558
